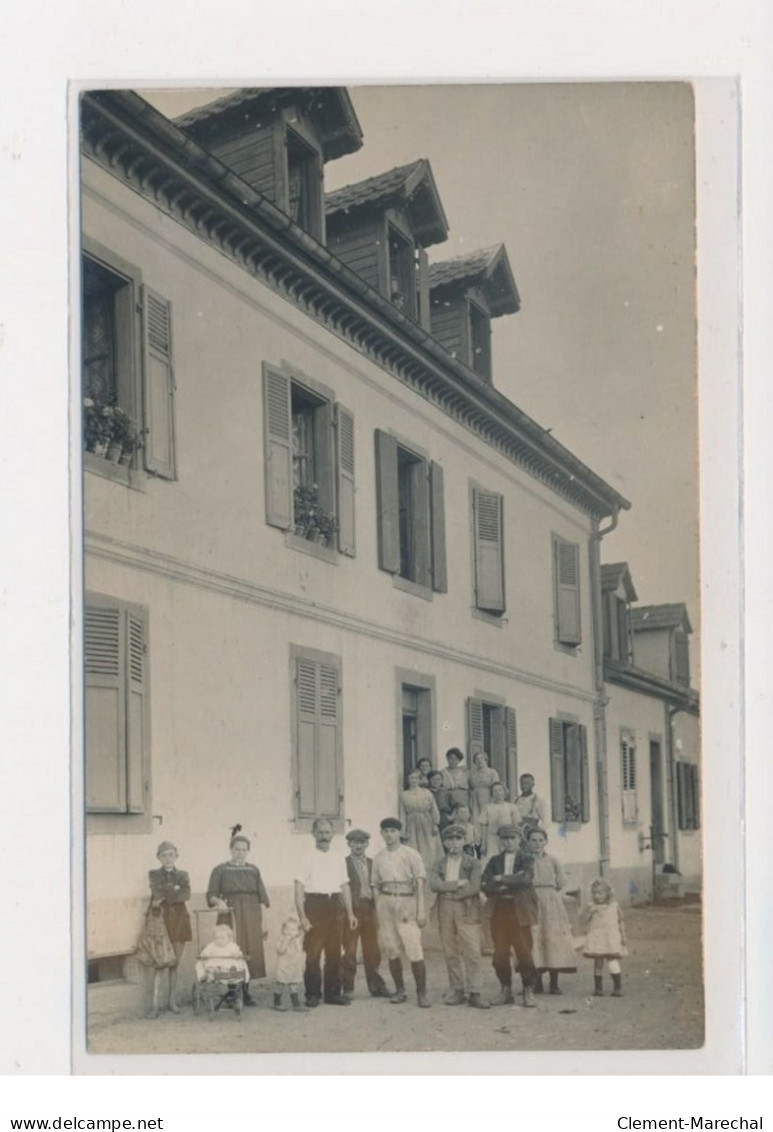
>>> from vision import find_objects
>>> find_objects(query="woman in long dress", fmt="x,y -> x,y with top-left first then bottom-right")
524,827 -> 577,994
479,781 -> 519,864
399,768 -> 441,873
469,749 -> 500,843
207,833 -> 270,1005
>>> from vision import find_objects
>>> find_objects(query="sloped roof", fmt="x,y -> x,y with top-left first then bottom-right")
601,561 -> 638,602
176,87 -> 363,161
325,159 -> 449,247
429,243 -> 520,317
631,603 -> 692,634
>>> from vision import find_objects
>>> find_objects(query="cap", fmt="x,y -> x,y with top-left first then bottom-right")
497,824 -> 520,837
380,817 -> 402,831
442,823 -> 467,839
346,828 -> 370,842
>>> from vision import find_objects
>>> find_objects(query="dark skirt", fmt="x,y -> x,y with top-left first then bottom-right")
163,902 -> 192,944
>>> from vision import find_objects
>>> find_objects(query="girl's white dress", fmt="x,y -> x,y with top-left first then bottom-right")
530,853 -> 577,972
582,899 -> 628,958
275,933 -> 304,985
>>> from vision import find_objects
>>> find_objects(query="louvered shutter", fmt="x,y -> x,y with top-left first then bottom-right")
505,707 -> 518,790
335,404 -> 356,557
621,737 -> 637,823
294,657 -> 342,821
262,367 -> 293,530
375,430 -> 400,573
579,725 -> 590,822
554,537 -> 581,646
126,612 -> 147,812
141,286 -> 176,479
85,606 -> 126,812
549,718 -> 565,822
691,765 -> 700,829
564,722 -> 582,819
467,697 -> 484,760
474,489 -> 505,613
430,461 -> 447,593
676,761 -> 688,829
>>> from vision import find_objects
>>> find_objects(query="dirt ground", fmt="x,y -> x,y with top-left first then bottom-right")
87,903 -> 703,1056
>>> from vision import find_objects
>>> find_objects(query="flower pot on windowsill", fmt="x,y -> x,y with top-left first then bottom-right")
107,440 -> 124,463
92,440 -> 109,458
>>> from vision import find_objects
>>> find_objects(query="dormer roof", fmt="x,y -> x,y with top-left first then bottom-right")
631,603 -> 692,635
429,243 -> 520,317
601,561 -> 638,602
176,87 -> 363,162
326,158 -> 449,247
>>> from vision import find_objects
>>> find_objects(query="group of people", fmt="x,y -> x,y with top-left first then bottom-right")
143,749 -> 627,1017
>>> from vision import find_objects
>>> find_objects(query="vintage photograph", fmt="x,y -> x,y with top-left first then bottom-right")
79,82 -> 702,1056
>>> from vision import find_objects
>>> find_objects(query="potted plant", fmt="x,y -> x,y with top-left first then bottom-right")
293,483 -> 337,545
83,398 -> 111,456
108,406 -> 140,464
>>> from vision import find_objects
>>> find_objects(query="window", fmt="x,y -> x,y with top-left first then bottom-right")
549,717 -> 590,824
263,364 -> 355,555
400,680 -> 434,782
82,242 -> 176,479
85,595 -> 149,819
468,301 -> 491,380
472,487 -> 505,615
673,630 -> 691,686
375,430 -> 446,592
621,731 -> 637,824
552,534 -> 581,648
676,761 -> 700,830
387,224 -> 417,317
467,697 -> 518,794
286,128 -> 322,239
603,593 -> 631,662
291,646 -> 343,828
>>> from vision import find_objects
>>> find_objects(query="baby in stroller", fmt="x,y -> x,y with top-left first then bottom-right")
194,923 -> 249,1018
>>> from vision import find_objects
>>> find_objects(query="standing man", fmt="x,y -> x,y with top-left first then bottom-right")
371,817 -> 431,1007
294,817 -> 357,1007
429,823 -> 490,1009
481,823 -> 538,1007
342,829 -> 389,998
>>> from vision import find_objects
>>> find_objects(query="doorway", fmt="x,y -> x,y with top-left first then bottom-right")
649,738 -> 666,865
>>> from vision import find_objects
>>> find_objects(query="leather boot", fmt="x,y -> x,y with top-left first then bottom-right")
412,960 -> 431,1007
549,971 -> 562,995
444,988 -> 466,1005
611,973 -> 623,997
388,958 -> 407,1003
522,985 -> 537,1007
491,984 -> 514,1006
594,975 -> 604,996
467,992 -> 490,1009
273,991 -> 287,1012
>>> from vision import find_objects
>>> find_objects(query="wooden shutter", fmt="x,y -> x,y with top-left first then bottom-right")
554,536 -> 581,646
141,286 -> 176,479
375,430 -> 400,573
126,611 -> 147,812
467,697 -> 484,760
335,404 -> 356,557
676,761 -> 687,829
85,605 -> 126,812
262,366 -> 293,530
294,656 -> 342,821
505,707 -> 518,789
474,489 -> 505,613
685,761 -> 696,830
430,461 -> 447,593
549,718 -> 565,822
412,459 -> 431,588
621,735 -> 637,823
579,724 -> 590,822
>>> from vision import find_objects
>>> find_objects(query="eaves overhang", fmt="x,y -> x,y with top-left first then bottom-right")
80,90 -> 630,521
604,660 -> 699,714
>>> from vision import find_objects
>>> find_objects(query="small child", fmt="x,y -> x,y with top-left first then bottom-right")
450,805 -> 478,857
273,915 -> 309,1013
195,923 -> 249,983
580,877 -> 628,997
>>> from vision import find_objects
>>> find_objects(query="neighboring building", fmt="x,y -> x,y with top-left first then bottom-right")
80,87 -> 699,1013
602,567 -> 701,900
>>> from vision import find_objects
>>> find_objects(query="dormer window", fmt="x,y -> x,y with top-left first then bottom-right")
388,225 -> 416,317
600,562 -> 638,665
468,300 -> 491,380
286,128 -> 322,238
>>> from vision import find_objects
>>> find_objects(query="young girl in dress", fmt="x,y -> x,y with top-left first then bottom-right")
524,827 -> 577,994
147,840 -> 192,1018
273,915 -> 309,1013
580,877 -> 628,996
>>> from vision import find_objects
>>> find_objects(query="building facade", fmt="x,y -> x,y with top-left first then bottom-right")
80,88 -> 697,1010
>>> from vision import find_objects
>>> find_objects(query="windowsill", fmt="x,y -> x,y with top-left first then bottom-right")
85,451 -> 146,491
554,640 -> 581,657
87,812 -> 154,835
392,575 -> 433,601
559,821 -> 582,833
471,606 -> 504,627
284,532 -> 338,564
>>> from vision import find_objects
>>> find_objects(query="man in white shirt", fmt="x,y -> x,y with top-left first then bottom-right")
371,816 -> 430,1007
294,817 -> 357,1007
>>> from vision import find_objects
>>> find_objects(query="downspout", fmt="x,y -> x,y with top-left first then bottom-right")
589,505 -> 620,876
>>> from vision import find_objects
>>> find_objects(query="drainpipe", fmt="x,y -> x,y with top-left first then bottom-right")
665,703 -> 681,873
589,506 -> 620,876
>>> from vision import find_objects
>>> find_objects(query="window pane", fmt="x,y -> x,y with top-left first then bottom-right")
83,261 -> 118,405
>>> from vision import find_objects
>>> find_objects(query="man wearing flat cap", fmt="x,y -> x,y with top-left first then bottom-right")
371,817 -> 430,1007
481,823 -> 538,1007
342,829 -> 389,998
429,823 -> 490,1009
